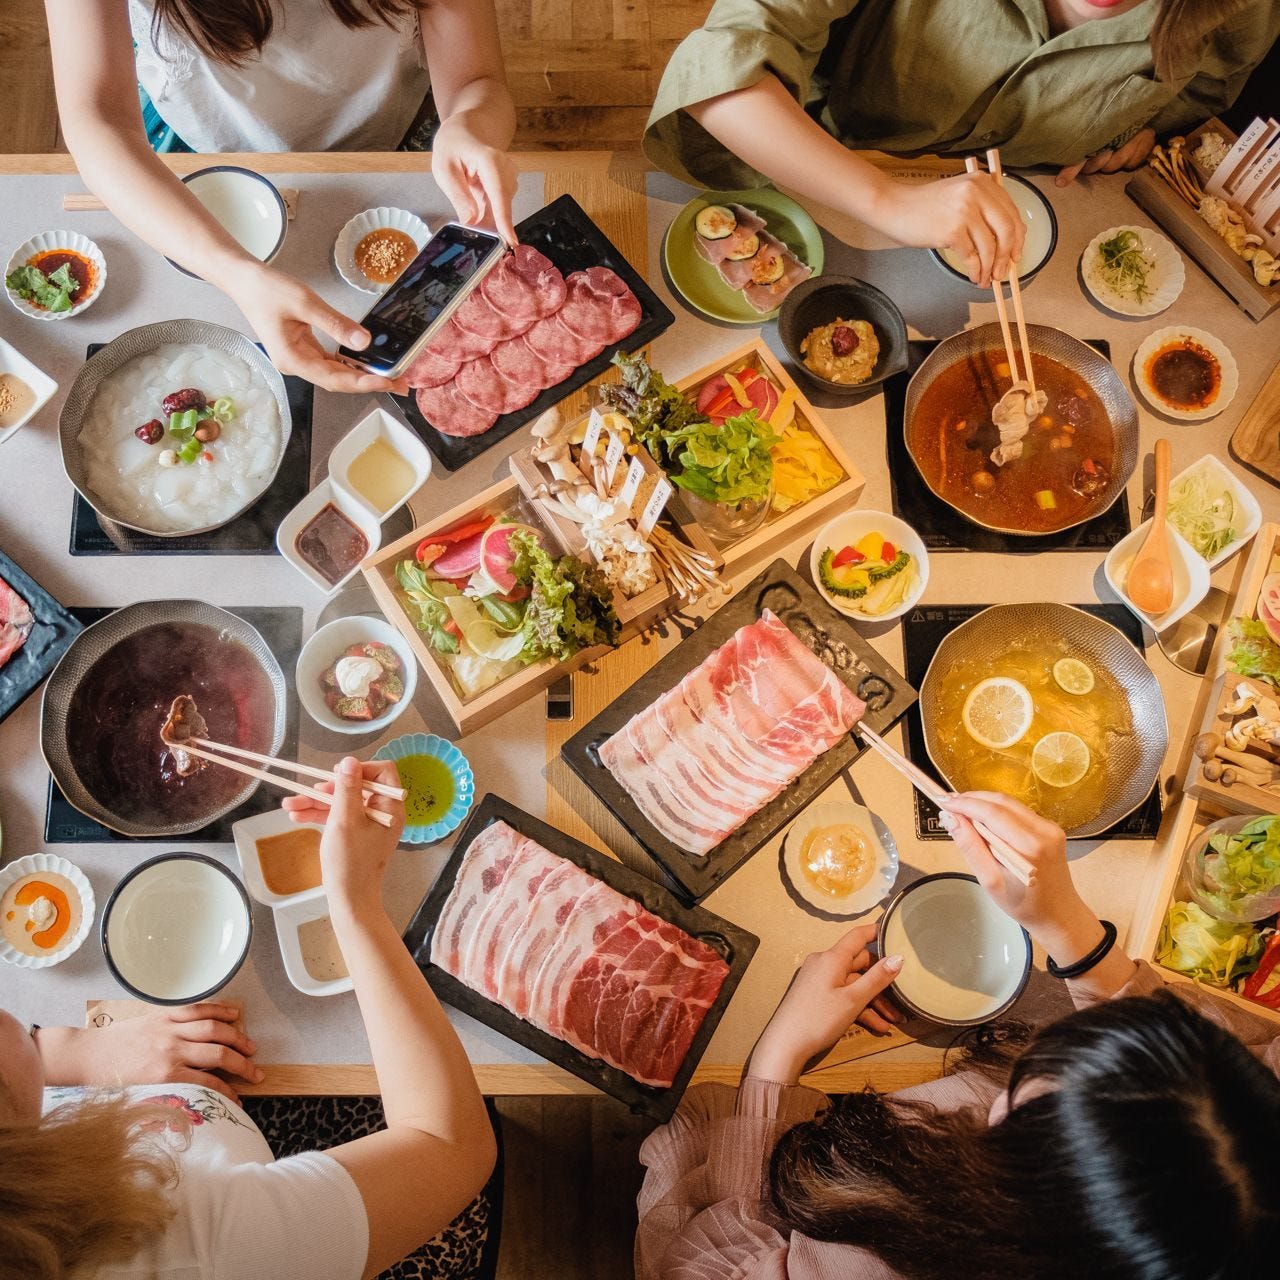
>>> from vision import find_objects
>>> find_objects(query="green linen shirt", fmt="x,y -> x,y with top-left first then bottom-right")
644,0 -> 1280,189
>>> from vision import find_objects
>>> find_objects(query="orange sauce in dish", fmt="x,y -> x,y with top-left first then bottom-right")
354,228 -> 417,284
28,249 -> 96,303
1144,339 -> 1221,411
8,880 -> 72,950
256,828 -> 322,897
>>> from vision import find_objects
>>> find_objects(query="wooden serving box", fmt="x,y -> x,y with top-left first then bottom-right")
1127,521 -> 1280,1025
361,478 -> 612,737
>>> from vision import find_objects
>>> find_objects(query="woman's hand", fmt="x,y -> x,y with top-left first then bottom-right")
431,115 -> 518,246
37,1003 -> 262,1101
223,262 -> 408,395
871,169 -> 1025,288
747,925 -> 903,1085
1056,128 -> 1157,186
282,756 -> 405,914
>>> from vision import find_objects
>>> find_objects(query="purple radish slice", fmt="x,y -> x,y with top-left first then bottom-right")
480,522 -> 542,595
425,530 -> 486,580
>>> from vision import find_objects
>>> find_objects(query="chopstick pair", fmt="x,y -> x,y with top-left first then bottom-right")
856,723 -> 1035,886
172,737 -> 406,829
965,150 -> 1037,399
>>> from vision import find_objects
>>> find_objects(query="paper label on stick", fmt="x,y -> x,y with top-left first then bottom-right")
637,477 -> 673,536
578,409 -> 604,480
1240,145 -> 1280,212
617,455 -> 646,513
1208,117 -> 1279,197
604,432 -> 626,488
1252,176 -> 1280,249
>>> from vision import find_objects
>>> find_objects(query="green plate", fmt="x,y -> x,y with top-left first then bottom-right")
663,188 -> 825,325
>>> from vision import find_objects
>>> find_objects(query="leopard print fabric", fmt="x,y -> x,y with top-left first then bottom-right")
240,1096 -> 502,1280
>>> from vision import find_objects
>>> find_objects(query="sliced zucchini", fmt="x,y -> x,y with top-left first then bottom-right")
751,248 -> 786,285
867,550 -> 911,583
695,205 -> 737,240
819,549 -> 869,599
724,232 -> 761,261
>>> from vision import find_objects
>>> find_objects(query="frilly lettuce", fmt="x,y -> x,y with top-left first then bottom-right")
1200,816 -> 1280,916
1156,900 -> 1265,987
511,530 -> 620,663
1226,616 -> 1280,687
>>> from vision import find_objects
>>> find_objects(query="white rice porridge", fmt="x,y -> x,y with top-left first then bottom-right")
79,343 -> 282,532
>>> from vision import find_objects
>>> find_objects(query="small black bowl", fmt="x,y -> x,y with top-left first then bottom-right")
778,275 -> 909,395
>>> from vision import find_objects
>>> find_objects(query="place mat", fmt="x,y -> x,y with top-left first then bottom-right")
44,604 -> 302,843
69,344 -> 314,556
884,339 -> 1132,552
900,603 -> 1162,840
0,548 -> 83,727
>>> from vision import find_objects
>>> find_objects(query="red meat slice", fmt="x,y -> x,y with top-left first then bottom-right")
541,358 -> 576,387
404,342 -> 460,389
415,380 -> 499,438
524,314 -> 603,368
482,246 -> 566,321
0,575 -> 35,669
603,291 -> 642,343
453,286 -> 522,341
558,275 -> 617,344
507,245 -> 568,316
456,354 -> 542,417
431,316 -> 495,364
490,335 -> 546,385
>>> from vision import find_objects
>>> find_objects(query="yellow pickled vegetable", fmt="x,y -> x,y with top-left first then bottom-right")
770,423 -> 844,512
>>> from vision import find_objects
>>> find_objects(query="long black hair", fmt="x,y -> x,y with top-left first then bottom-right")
769,990 -> 1280,1279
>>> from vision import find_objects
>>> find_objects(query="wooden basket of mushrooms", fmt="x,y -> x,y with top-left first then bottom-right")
1189,673 -> 1280,815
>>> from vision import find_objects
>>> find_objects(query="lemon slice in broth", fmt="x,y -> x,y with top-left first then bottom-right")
962,678 -> 1034,750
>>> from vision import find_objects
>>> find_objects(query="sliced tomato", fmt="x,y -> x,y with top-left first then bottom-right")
831,545 -> 865,568
434,514 -> 495,544
882,541 -> 896,563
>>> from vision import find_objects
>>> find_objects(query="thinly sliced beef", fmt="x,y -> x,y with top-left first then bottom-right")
404,342 -> 460,389
490,335 -> 546,385
432,316 -> 495,364
483,245 -> 566,321
452,287 -> 523,341
523,314 -> 603,367
415,380 -> 499,437
558,275 -> 618,343
456,355 -> 542,417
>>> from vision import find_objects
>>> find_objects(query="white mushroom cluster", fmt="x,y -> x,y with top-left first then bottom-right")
1223,682 -> 1280,753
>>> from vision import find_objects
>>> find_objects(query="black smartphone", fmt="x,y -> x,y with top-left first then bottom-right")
337,221 -> 506,379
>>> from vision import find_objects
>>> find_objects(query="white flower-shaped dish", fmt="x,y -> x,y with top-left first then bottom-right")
0,853 -> 95,969
334,207 -> 430,294
1081,225 -> 1184,317
1133,326 -> 1239,422
5,230 -> 107,321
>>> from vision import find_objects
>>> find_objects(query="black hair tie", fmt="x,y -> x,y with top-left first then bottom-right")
1047,920 -> 1118,980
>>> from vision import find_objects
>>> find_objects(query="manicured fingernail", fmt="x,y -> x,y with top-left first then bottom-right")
885,954 -> 904,972
939,811 -> 957,831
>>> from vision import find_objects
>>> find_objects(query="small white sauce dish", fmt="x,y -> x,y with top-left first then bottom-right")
296,614 -> 417,735
101,853 -> 252,1004
277,477 -> 382,597
0,336 -> 58,445
1080,224 -> 1185,317
809,509 -> 929,623
932,175 -> 1057,286
1133,326 -> 1239,422
334,207 -> 430,294
0,853 -> 95,969
274,893 -> 353,997
327,406 -> 432,522
5,230 -> 107,321
174,167 -> 287,274
1104,520 -> 1211,632
879,873 -> 1031,1026
232,809 -> 325,909
780,800 -> 899,920
1165,453 -> 1261,571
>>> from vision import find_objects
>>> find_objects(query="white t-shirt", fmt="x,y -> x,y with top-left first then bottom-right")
127,0 -> 431,151
45,1084 -> 369,1280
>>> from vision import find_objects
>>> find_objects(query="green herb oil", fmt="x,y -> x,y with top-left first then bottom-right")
396,753 -> 456,826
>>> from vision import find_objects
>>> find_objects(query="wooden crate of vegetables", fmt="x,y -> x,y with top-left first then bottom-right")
596,340 -> 864,580
362,478 -> 622,737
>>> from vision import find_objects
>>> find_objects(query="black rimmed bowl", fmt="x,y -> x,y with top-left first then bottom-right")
929,174 -> 1058,288
102,853 -> 252,1004
172,166 -> 288,275
878,872 -> 1031,1026
778,275 -> 909,395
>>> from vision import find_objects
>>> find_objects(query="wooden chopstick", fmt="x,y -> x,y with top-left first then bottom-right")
965,156 -> 1022,386
986,149 -> 1038,398
191,737 -> 407,802
172,740 -> 395,828
856,724 -> 1035,886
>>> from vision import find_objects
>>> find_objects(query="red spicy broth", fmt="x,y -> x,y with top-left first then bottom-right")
65,621 -> 276,826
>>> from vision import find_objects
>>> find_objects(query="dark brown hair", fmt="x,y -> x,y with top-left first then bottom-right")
769,991 -> 1280,1280
151,0 -> 418,66
1152,0 -> 1253,83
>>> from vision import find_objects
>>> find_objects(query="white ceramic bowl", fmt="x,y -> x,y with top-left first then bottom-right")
933,175 -> 1057,285
327,405 -> 432,520
1080,224 -> 1185,317
1104,520 -> 1211,632
334,207 -> 430,294
274,893 -> 353,997
296,615 -> 417,735
1165,453 -> 1261,570
781,801 -> 899,918
0,336 -> 58,445
232,809 -> 325,908
879,873 -> 1031,1025
0,853 -> 95,969
809,509 -> 929,623
5,230 -> 106,321
1133,327 -> 1239,422
276,478 -> 383,597
175,167 -> 287,273
101,853 -> 252,1004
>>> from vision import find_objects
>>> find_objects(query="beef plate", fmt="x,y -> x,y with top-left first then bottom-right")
430,820 -> 729,1089
406,246 -> 642,438
599,610 -> 865,855
0,575 -> 34,669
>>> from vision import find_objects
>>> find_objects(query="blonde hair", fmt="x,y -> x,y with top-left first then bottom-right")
0,1084 -> 189,1280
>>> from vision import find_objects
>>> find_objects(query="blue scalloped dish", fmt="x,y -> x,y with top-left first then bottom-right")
373,733 -> 474,845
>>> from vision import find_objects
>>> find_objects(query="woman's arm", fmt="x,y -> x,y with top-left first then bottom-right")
282,760 -> 496,1280
419,0 -> 519,244
688,73 -> 1024,288
42,0 -> 404,394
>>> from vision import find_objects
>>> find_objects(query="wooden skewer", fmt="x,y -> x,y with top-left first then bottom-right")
965,156 -> 1021,386
190,737 -> 406,801
987,149 -> 1037,398
856,723 -> 1034,886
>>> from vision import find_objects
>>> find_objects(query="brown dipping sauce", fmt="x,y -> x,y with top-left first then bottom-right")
354,228 -> 417,285
1144,339 -> 1220,411
295,504 -> 369,585
256,827 -> 322,897
29,249 -> 96,303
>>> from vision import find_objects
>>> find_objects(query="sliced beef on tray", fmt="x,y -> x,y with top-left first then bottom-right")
523,313 -> 605,367
404,342 -> 462,389
415,380 -> 500,437
452,286 -> 527,341
693,204 -> 767,266
559,269 -> 642,346
456,354 -> 541,417
0,576 -> 35,669
482,244 -> 566,321
490,334 -> 548,385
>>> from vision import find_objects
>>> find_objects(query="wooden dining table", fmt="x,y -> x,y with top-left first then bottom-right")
2,148 -> 1278,1101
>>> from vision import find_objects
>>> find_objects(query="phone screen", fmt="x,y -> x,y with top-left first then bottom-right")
338,223 -> 503,374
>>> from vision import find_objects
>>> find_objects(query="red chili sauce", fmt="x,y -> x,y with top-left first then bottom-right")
28,249 -> 96,303
1144,339 -> 1221,412
295,504 -> 369,585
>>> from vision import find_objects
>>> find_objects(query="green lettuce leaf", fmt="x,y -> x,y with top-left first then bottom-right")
5,262 -> 80,312
1200,816 -> 1280,914
512,530 -> 620,663
1156,900 -> 1265,987
1226,616 -> 1280,687
661,408 -> 779,506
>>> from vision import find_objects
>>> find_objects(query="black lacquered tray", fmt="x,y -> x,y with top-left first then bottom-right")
43,604 -> 302,843
562,560 -> 918,905
402,793 -> 758,1121
70,345 -> 314,556
0,550 -> 83,726
385,193 -> 675,472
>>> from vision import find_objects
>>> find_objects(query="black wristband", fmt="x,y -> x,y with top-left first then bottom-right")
1047,920 -> 1118,980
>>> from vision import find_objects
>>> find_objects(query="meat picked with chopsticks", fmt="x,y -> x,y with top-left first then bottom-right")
160,694 -> 209,778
